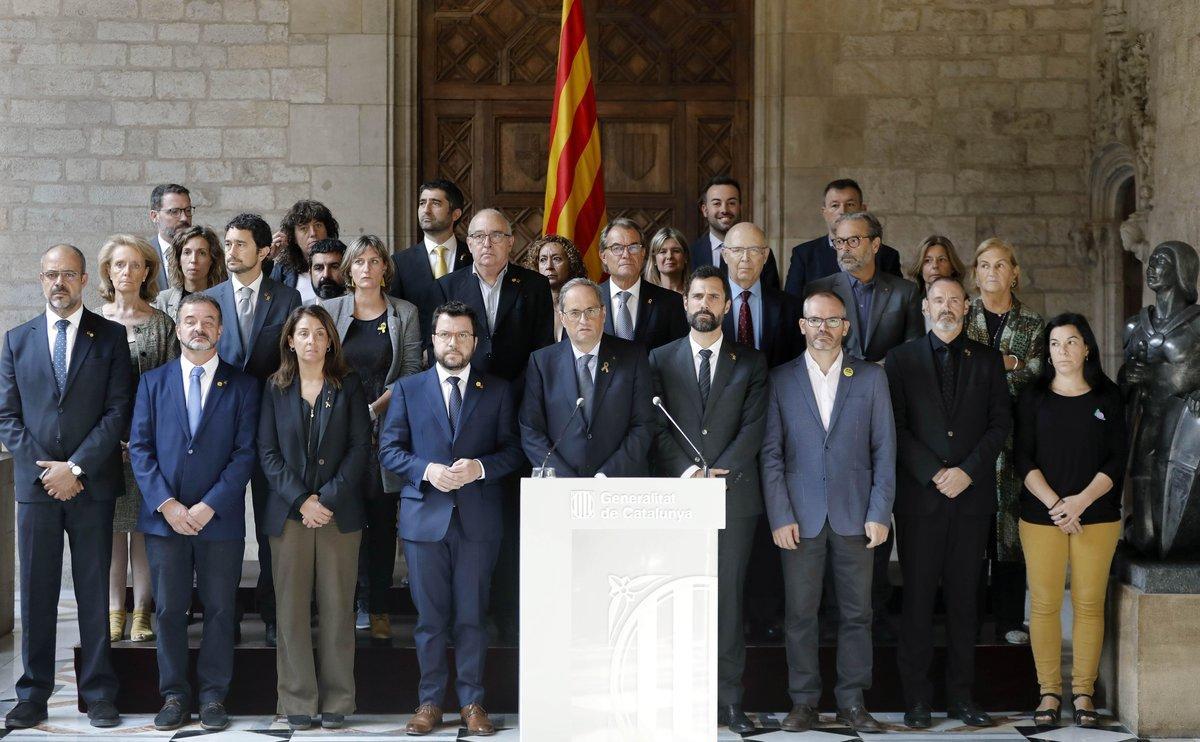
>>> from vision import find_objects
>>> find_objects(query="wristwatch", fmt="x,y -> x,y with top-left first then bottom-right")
67,461 -> 83,477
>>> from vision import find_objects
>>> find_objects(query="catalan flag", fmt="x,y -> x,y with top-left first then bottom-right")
543,0 -> 606,280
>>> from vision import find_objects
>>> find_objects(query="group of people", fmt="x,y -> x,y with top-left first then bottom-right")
0,175 -> 1129,735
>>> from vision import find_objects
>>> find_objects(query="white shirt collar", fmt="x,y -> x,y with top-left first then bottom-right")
689,332 -> 724,359
804,350 -> 844,380
708,232 -> 724,251
157,234 -> 172,255
435,362 -> 471,387
424,234 -> 458,254
570,341 -> 600,361
45,303 -> 84,330
230,270 -> 264,295
609,277 -> 641,301
180,351 -> 220,378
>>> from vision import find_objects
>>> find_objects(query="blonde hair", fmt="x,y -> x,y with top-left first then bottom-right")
97,234 -> 159,301
341,235 -> 394,291
643,226 -> 691,288
972,237 -> 1021,291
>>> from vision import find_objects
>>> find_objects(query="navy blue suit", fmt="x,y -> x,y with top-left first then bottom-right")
519,334 -> 655,477
389,240 -> 472,331
599,278 -> 689,351
129,357 -> 260,704
721,286 -> 805,368
0,308 -> 132,707
378,367 -> 524,707
783,235 -> 904,299
207,273 -> 301,624
690,234 -> 782,292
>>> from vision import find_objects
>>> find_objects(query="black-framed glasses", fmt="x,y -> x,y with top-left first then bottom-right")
803,316 -> 846,329
831,235 -> 872,249
160,207 -> 195,218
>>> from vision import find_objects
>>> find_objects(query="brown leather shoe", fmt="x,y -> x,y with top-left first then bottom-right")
460,704 -> 495,735
405,704 -> 441,735
369,613 -> 391,641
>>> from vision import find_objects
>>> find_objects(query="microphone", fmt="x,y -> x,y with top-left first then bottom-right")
652,396 -> 709,477
534,397 -> 584,478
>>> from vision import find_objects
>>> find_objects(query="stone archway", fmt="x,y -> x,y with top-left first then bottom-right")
1088,142 -> 1141,372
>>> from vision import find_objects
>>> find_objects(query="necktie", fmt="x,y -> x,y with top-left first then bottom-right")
938,346 -> 956,415
737,291 -> 754,347
714,242 -> 724,267
446,376 -> 462,435
52,319 -> 69,393
237,286 -> 254,355
187,366 -> 205,436
576,354 -> 594,419
433,245 -> 449,279
698,348 -> 712,408
615,291 -> 633,340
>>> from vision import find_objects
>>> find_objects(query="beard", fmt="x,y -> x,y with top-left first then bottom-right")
182,335 -> 215,351
314,278 -> 346,300
688,309 -> 720,332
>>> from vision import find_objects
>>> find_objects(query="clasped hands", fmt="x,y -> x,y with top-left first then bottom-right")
161,499 -> 215,537
1048,494 -> 1086,534
299,494 -> 334,529
932,467 -> 971,498
427,459 -> 483,493
36,460 -> 82,501
772,521 -> 889,550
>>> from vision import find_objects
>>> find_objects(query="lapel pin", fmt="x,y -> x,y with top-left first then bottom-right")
85,330 -> 94,338
1094,408 -> 1106,421
263,292 -> 271,302
730,352 -> 737,362
216,380 -> 226,387
601,361 -> 611,373
512,276 -> 521,284
377,321 -> 387,334
324,398 -> 332,408
964,348 -> 972,358
475,380 -> 483,389
843,367 -> 854,377
647,297 -> 653,305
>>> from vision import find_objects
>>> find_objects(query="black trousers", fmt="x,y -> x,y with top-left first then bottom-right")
718,515 -> 758,706
358,491 -> 398,613
250,466 -> 275,624
17,499 -> 118,705
488,478 -> 521,637
743,516 -> 783,631
896,508 -> 991,707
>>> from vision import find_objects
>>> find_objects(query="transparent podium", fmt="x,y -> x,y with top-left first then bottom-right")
519,477 -> 725,742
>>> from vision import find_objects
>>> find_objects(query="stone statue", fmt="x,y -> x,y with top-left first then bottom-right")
1120,241 -> 1200,558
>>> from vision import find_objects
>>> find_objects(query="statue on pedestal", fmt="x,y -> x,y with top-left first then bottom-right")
1120,241 -> 1200,559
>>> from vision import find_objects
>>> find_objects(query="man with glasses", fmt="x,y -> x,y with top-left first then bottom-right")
761,290 -> 896,733
520,278 -> 655,477
0,245 -> 133,729
598,217 -> 688,350
379,301 -> 525,737
149,183 -> 194,292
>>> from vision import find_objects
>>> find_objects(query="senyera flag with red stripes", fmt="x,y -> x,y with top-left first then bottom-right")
543,0 -> 606,281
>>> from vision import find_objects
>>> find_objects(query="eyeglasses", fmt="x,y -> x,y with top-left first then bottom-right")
433,331 -> 474,343
723,246 -> 768,259
832,235 -> 872,249
603,243 -> 643,256
561,306 -> 604,322
160,207 -> 195,218
40,270 -> 81,283
468,231 -> 513,243
803,316 -> 846,329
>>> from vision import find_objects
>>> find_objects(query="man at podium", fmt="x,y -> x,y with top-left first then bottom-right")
520,277 -> 655,477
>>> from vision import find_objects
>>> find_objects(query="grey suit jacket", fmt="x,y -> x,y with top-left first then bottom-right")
760,353 -> 896,538
648,337 -> 768,519
152,287 -> 185,322
807,270 -> 923,362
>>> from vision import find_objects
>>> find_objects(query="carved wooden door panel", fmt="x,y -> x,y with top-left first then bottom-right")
419,0 -> 751,261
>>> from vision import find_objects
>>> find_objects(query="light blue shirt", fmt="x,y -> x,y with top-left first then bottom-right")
730,279 -> 762,349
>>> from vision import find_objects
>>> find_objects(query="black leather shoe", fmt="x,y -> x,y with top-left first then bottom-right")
265,622 -> 277,647
153,698 -> 189,731
904,702 -> 932,729
199,701 -> 229,731
948,700 -> 994,727
321,712 -> 345,728
780,704 -> 819,732
88,699 -> 121,728
718,705 -> 755,734
836,704 -> 883,732
5,701 -> 47,729
287,714 -> 312,730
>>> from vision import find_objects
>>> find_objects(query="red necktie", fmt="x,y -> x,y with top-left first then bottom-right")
737,291 -> 753,347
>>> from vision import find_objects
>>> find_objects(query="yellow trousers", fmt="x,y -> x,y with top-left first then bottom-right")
1019,519 -> 1120,697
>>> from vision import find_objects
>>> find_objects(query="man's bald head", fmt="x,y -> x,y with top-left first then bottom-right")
724,222 -> 765,249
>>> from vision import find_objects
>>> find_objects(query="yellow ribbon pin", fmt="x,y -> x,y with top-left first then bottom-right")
377,321 -> 387,334
263,292 -> 271,301
475,380 -> 483,389
843,367 -> 854,377
601,362 -> 610,373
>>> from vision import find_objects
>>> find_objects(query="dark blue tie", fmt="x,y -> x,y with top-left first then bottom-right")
52,319 -> 69,393
446,376 -> 462,435
188,366 -> 205,436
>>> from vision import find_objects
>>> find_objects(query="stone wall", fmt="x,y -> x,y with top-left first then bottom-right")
756,0 -> 1099,318
0,0 -> 402,333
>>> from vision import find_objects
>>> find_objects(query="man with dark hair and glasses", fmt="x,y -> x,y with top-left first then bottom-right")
761,289 -> 896,733
149,184 -> 193,292
598,217 -> 688,350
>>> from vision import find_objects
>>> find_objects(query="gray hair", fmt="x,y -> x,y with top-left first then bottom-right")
599,217 -> 642,249
557,277 -> 604,313
180,292 -> 223,324
468,207 -> 512,233
833,211 -> 883,241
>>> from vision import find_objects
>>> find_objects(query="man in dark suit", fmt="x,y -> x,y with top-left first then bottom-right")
688,175 -> 780,291
599,217 -> 688,351
807,212 -> 923,362
761,290 -> 895,732
208,212 -> 302,645
0,244 -> 131,729
783,179 -> 903,298
379,301 -> 525,737
521,278 -> 656,477
148,183 -> 193,292
389,179 -> 472,325
435,207 -> 554,385
884,277 -> 1012,729
649,265 -> 767,735
129,293 -> 260,732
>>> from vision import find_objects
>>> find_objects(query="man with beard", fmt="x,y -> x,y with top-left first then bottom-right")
884,277 -> 1011,729
0,245 -> 132,729
269,200 -> 340,306
306,238 -> 346,304
761,291 -> 895,733
379,301 -> 524,737
128,293 -> 260,732
648,264 -> 767,734
149,184 -> 193,291
689,176 -> 780,291
390,179 -> 473,326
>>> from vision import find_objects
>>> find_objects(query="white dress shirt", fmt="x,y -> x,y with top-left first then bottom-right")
296,273 -> 317,306
424,234 -> 459,274
804,350 -> 843,430
608,277 -> 641,330
423,363 -> 484,484
180,352 -> 221,411
45,304 -> 84,371
689,333 -> 723,386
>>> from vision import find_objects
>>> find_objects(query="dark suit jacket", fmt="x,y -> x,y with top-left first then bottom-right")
0,309 -> 133,502
389,240 -> 472,329
520,334 -> 655,477
649,337 -> 768,518
435,263 -> 554,385
884,334 -> 1012,518
268,260 -> 300,290
208,275 -> 303,383
807,270 -> 923,362
151,234 -> 173,294
721,286 -> 805,368
599,278 -> 689,351
689,234 -> 781,292
129,359 -> 260,540
257,373 -> 371,537
784,235 -> 903,298
379,367 -> 524,543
